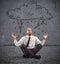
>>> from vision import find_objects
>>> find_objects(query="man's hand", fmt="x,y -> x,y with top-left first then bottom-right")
43,32 -> 48,39
11,33 -> 16,39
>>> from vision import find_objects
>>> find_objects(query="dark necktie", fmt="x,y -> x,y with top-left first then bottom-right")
26,36 -> 31,47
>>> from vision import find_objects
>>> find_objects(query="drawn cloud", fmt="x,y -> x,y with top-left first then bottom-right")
7,3 -> 53,20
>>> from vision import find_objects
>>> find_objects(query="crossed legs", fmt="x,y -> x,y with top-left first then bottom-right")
20,44 -> 42,59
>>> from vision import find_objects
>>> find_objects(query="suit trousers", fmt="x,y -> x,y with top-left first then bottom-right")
20,44 -> 42,56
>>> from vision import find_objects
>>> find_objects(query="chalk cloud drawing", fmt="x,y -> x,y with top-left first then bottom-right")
6,0 -> 53,37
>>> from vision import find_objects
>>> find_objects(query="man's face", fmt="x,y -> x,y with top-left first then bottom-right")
26,28 -> 32,35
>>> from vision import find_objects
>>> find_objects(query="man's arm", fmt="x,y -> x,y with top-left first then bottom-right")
42,32 -> 48,45
36,37 -> 46,46
11,33 -> 24,46
36,32 -> 48,46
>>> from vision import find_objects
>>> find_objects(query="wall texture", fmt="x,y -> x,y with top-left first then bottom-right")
0,0 -> 60,64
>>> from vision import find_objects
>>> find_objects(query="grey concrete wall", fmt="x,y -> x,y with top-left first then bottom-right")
0,0 -> 60,64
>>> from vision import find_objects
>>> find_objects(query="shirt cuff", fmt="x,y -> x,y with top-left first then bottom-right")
14,39 -> 17,41
41,39 -> 46,46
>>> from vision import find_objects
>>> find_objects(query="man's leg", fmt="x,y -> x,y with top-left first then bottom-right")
20,44 -> 42,59
31,44 -> 42,55
20,44 -> 34,58
28,44 -> 42,59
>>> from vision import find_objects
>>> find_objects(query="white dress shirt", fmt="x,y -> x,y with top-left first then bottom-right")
14,35 -> 46,49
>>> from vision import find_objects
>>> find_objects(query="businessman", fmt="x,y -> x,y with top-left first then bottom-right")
11,27 -> 48,59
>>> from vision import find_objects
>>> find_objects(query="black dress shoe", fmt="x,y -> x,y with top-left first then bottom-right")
31,55 -> 41,59
23,55 -> 29,58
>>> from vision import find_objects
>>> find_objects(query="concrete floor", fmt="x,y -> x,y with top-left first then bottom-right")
0,46 -> 60,64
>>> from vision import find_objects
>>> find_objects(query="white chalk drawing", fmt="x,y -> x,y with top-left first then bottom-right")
6,0 -> 53,37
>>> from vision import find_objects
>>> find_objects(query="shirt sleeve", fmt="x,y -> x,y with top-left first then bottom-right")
41,39 -> 46,46
14,37 -> 24,46
36,37 -> 46,46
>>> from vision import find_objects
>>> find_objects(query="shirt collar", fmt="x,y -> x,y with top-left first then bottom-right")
26,35 -> 32,38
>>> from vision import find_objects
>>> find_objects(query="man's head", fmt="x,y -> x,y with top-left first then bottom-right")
26,27 -> 33,36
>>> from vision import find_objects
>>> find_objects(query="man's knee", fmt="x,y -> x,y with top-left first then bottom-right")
20,44 -> 27,49
20,44 -> 28,55
20,44 -> 34,56
35,44 -> 42,50
33,44 -> 42,54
